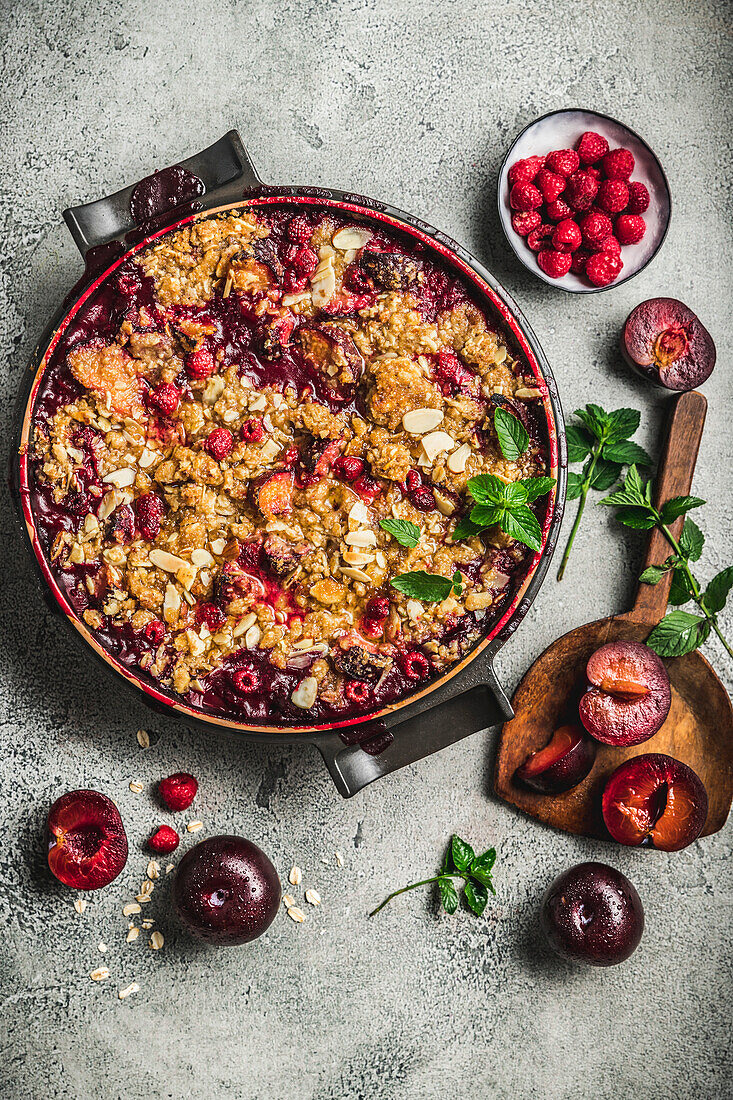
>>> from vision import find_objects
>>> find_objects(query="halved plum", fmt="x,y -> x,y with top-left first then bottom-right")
47,790 -> 128,890
602,753 -> 708,851
621,298 -> 716,391
579,641 -> 671,746
515,725 -> 597,794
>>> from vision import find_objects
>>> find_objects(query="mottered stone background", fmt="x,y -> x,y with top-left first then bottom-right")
1,1 -> 731,1097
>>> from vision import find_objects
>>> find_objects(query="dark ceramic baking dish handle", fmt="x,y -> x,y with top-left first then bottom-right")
63,130 -> 261,256
314,667 -> 513,798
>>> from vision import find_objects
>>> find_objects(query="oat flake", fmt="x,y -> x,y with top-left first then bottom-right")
128,781 -> 144,794
90,967 -> 110,982
118,982 -> 140,1000
73,898 -> 87,915
305,889 -> 321,906
287,906 -> 306,923
136,729 -> 150,749
288,866 -> 302,886
149,932 -> 164,951
187,820 -> 203,833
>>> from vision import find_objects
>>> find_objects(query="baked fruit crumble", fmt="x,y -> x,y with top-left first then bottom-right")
28,204 -> 550,725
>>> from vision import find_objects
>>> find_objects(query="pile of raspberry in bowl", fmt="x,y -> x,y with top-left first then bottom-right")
508,131 -> 650,287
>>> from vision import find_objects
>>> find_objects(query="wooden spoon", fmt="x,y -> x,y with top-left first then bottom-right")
494,390 -> 733,840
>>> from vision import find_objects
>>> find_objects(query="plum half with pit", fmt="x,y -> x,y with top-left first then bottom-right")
541,862 -> 644,966
47,790 -> 128,890
515,725 -> 597,794
579,641 -> 671,746
622,297 -> 716,391
603,753 -> 708,851
172,835 -> 281,945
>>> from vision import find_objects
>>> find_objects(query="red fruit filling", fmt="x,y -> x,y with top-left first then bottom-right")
158,772 -> 199,812
602,753 -> 708,851
135,492 -> 164,541
621,297 -> 717,391
186,348 -> 216,378
149,382 -> 180,416
400,651 -> 430,681
579,641 -> 671,746
205,427 -> 234,461
47,790 -> 128,890
241,417 -> 265,443
148,824 -> 181,854
196,602 -> 226,630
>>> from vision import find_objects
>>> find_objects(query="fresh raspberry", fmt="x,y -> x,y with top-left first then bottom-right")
586,166 -> 602,180
158,772 -> 198,812
231,668 -> 260,694
545,198 -> 572,223
282,270 -> 308,293
135,492 -> 164,541
509,181 -> 543,212
365,596 -> 390,621
585,251 -> 624,287
344,680 -> 370,705
195,602 -> 226,630
596,179 -> 629,214
507,155 -> 544,186
570,249 -> 591,275
143,619 -> 165,645
527,224 -> 554,252
535,249 -> 572,279
545,149 -> 580,178
579,211 -> 613,248
353,474 -> 382,501
433,347 -> 478,397
576,131 -> 609,165
149,382 -> 180,416
334,455 -> 365,482
564,171 -> 599,212
186,348 -> 216,378
400,651 -> 431,681
292,246 -> 318,276
147,825 -> 180,854
205,427 -> 233,461
596,235 -> 621,255
627,181 -> 650,214
551,219 -> 582,253
511,211 -> 541,236
287,216 -> 312,244
615,214 -> 646,245
241,418 -> 264,443
409,486 -> 435,511
536,168 -> 566,203
602,148 -> 635,180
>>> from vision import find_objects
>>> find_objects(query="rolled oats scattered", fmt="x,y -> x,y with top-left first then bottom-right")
128,781 -> 144,794
90,967 -> 110,982
126,927 -> 140,943
165,863 -> 175,874
288,866 -> 302,886
139,879 -> 154,896
187,820 -> 204,833
135,894 -> 152,904
141,919 -> 155,930
283,893 -> 297,908
73,898 -> 87,915
305,889 -> 321,906
149,931 -> 164,951
136,728 -> 150,749
122,902 -> 142,917
335,851 -> 345,868
287,906 -> 307,923
118,982 -> 140,1000
146,860 -> 161,881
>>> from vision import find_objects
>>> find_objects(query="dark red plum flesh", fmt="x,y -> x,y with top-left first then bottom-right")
541,862 -> 644,966
47,789 -> 128,890
172,835 -> 281,945
515,725 -> 597,794
579,641 -> 671,746
622,297 -> 716,391
603,753 -> 708,851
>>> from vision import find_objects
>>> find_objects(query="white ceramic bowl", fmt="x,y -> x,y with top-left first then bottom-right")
498,108 -> 671,293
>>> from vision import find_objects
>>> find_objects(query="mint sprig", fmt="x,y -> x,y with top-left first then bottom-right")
369,835 -> 497,918
494,406 -> 529,462
391,569 -> 463,602
600,466 -> 732,661
557,404 -> 653,581
379,517 -> 421,548
451,474 -> 555,553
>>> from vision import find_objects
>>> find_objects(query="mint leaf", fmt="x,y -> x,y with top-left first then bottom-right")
469,849 -> 496,891
451,835 -> 475,872
502,481 -> 530,506
452,569 -> 463,596
566,472 -> 584,501
702,566 -> 733,614
574,404 -> 609,441
500,505 -> 542,552
600,464 -> 649,509
602,440 -> 653,466
668,567 -> 695,605
391,571 -> 453,602
470,504 -> 503,528
605,408 -> 641,443
494,406 -> 529,461
452,513 -> 485,542
566,424 -> 593,463
589,459 -> 622,491
640,564 -> 670,585
646,611 -> 711,657
438,876 -> 459,914
519,476 -> 555,502
464,878 -> 489,916
680,517 -> 705,562
379,517 -> 421,548
613,507 -> 657,530
467,474 -> 507,505
660,496 -> 705,524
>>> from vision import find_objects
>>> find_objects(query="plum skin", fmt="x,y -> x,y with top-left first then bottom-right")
47,789 -> 128,890
172,835 -> 281,945
602,753 -> 708,851
515,725 -> 597,794
621,297 -> 716,391
579,641 -> 671,747
541,862 -> 644,966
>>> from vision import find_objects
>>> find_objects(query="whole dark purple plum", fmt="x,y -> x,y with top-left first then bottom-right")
540,862 -> 644,966
173,835 -> 281,945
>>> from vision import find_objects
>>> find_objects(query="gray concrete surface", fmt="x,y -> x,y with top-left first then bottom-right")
1,1 -> 731,1097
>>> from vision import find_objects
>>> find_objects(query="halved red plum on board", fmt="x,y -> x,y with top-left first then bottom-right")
579,641 -> 671,746
602,753 -> 708,851
541,862 -> 644,966
515,724 -> 597,794
47,790 -> 128,890
621,298 -> 716,391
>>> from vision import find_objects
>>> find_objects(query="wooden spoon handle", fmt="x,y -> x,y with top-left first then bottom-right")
631,390 -> 707,624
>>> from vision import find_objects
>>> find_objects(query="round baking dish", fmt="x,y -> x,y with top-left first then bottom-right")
12,131 -> 566,796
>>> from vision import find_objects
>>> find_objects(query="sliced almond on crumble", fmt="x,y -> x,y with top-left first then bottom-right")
447,443 -> 471,473
149,548 -> 189,573
191,548 -> 214,567
291,677 -> 318,709
402,408 -> 444,434
163,582 -> 181,623
332,226 -> 373,250
421,430 -> 455,462
244,624 -> 261,649
203,376 -> 225,405
103,467 -> 136,488
342,550 -> 374,567
340,566 -> 371,584
345,530 -> 377,547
